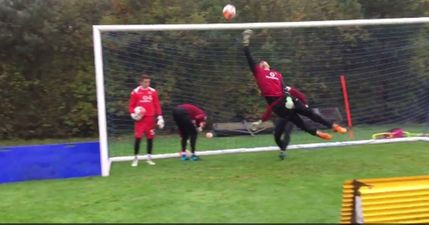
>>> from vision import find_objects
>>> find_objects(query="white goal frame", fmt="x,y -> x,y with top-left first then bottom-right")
93,17 -> 429,176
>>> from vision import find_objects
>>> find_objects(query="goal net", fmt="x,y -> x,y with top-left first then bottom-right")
94,18 -> 429,175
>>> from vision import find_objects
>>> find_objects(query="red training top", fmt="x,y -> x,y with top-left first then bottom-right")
129,86 -> 162,117
253,66 -> 284,97
178,103 -> 207,127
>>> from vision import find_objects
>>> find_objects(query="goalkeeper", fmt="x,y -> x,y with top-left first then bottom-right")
242,29 -> 347,150
129,74 -> 165,167
172,103 -> 207,161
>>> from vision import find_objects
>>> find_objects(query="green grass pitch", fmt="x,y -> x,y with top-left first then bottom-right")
107,124 -> 427,156
0,141 -> 428,223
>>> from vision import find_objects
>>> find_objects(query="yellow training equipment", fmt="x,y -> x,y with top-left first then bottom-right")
340,174 -> 429,224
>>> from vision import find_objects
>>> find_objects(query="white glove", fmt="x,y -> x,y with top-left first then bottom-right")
251,120 -> 262,131
130,113 -> 142,121
157,116 -> 165,129
285,96 -> 295,109
196,126 -> 203,132
242,29 -> 253,46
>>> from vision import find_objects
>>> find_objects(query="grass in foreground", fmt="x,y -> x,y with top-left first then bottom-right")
0,141 -> 428,223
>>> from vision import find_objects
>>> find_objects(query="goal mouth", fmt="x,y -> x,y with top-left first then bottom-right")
94,18 -> 429,175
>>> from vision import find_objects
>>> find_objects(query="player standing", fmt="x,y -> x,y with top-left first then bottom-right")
172,103 -> 207,161
129,74 -> 164,167
242,29 -> 347,156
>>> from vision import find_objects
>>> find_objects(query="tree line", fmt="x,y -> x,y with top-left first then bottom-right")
1,0 -> 428,139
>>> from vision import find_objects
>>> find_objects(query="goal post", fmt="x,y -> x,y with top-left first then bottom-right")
93,17 -> 429,176
93,27 -> 110,176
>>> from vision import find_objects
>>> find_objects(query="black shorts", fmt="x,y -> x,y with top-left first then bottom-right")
172,106 -> 197,137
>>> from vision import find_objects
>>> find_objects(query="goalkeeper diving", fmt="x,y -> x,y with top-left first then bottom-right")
242,29 -> 347,159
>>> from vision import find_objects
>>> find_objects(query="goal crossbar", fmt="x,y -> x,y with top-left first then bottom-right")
94,17 -> 429,32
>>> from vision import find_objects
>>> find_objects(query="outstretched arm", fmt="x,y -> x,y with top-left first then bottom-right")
244,46 -> 256,74
251,97 -> 282,131
242,29 -> 256,74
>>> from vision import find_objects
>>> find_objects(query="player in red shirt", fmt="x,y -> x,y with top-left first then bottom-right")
129,74 -> 164,167
242,29 -> 347,159
172,103 -> 207,161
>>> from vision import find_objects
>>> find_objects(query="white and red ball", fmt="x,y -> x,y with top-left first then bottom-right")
134,106 -> 145,115
131,106 -> 146,120
223,4 -> 236,21
205,132 -> 214,138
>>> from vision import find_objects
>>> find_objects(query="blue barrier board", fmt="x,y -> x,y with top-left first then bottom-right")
0,141 -> 101,184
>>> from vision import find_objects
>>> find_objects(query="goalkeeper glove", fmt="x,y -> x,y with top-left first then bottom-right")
196,126 -> 203,132
157,116 -> 165,129
251,120 -> 262,132
242,29 -> 253,46
285,96 -> 295,109
284,86 -> 292,93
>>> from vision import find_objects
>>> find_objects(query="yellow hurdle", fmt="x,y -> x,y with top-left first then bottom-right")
340,174 -> 429,224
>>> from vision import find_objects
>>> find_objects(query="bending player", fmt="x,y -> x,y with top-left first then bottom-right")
242,29 -> 347,146
129,74 -> 165,167
172,103 -> 207,161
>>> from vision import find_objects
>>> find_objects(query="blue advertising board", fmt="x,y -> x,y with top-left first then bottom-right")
0,141 -> 101,184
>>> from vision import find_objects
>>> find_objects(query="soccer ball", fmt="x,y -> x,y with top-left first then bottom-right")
134,106 -> 145,115
205,132 -> 214,138
131,106 -> 145,121
223,4 -> 236,21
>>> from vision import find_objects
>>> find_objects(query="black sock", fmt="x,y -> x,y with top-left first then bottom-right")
190,135 -> 197,154
147,139 -> 153,155
134,138 -> 141,155
181,137 -> 188,152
